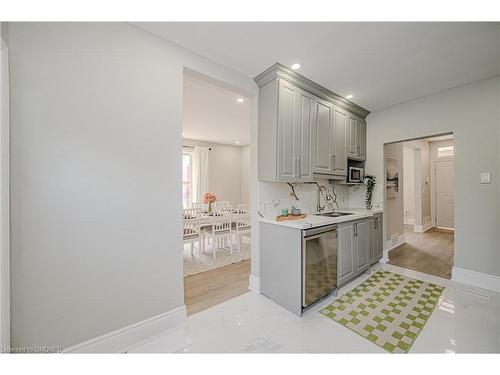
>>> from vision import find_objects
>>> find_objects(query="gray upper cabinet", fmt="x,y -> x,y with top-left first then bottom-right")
348,114 -> 366,161
257,78 -> 313,182
255,64 -> 369,182
332,106 -> 348,176
312,98 -> 334,175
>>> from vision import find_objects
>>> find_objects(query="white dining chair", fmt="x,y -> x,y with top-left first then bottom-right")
213,201 -> 229,209
183,208 -> 201,257
202,208 -> 233,259
192,202 -> 207,211
232,204 -> 251,253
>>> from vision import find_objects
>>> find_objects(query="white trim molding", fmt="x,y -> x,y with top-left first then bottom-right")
404,218 -> 415,225
248,274 -> 261,294
64,306 -> 187,353
381,233 -> 406,264
414,216 -> 432,233
452,267 -> 500,293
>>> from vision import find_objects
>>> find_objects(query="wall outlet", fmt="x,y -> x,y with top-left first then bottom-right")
480,172 -> 491,184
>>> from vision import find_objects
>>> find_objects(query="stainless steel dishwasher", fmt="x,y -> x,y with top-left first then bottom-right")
302,224 -> 338,307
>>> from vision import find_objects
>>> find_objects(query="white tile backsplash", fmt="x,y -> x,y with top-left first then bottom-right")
258,179 -> 350,219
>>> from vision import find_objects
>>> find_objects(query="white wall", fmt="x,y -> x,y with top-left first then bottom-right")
183,138 -> 248,207
366,76 -> 500,278
8,22 -> 258,350
403,146 -> 415,224
240,145 -> 251,205
384,143 -> 405,242
0,21 -> 10,350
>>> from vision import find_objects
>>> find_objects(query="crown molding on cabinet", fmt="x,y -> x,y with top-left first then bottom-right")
254,63 -> 370,119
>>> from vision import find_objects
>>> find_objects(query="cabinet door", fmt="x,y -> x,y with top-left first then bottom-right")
355,220 -> 370,273
348,115 -> 358,158
332,106 -> 348,176
357,119 -> 366,160
277,79 -> 298,180
376,216 -> 384,260
369,218 -> 377,264
296,90 -> 313,181
337,224 -> 355,286
312,98 -> 334,175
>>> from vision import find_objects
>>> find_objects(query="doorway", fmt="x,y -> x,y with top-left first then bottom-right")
181,69 -> 252,315
384,134 -> 454,279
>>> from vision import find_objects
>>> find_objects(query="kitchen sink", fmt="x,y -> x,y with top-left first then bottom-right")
315,212 -> 354,217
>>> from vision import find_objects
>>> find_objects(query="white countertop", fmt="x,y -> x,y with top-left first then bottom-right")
259,208 -> 383,230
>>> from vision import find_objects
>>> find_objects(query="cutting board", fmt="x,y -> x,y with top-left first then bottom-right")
276,214 -> 307,221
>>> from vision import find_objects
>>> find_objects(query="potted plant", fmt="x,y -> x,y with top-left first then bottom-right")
364,175 -> 376,210
203,192 -> 217,213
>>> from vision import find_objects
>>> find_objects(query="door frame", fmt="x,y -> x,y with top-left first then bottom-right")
430,139 -> 455,229
1,29 -> 10,350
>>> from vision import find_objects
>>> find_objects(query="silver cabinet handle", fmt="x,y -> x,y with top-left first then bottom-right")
298,157 -> 301,177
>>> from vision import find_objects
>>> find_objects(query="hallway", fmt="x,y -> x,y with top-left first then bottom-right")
388,226 -> 454,279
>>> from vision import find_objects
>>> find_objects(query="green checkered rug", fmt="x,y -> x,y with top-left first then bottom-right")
320,270 -> 444,353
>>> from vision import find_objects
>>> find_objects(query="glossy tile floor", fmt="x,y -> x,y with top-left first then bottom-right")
132,263 -> 500,353
389,226 -> 454,279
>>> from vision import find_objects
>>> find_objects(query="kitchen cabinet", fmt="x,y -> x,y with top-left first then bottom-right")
255,63 -> 369,182
337,224 -> 355,286
258,78 -> 313,182
348,114 -> 366,161
370,213 -> 384,265
312,103 -> 348,177
338,219 -> 370,287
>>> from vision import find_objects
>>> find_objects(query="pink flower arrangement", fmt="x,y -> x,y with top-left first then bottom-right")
203,192 -> 217,204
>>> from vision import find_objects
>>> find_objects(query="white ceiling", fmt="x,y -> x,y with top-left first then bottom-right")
183,73 -> 251,145
135,22 -> 500,111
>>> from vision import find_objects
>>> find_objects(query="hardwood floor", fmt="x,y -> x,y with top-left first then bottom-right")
389,226 -> 454,279
184,259 -> 251,316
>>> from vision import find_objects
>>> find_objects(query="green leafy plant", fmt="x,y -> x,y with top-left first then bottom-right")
364,175 -> 376,210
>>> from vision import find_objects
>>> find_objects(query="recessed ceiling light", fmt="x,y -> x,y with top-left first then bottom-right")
291,63 -> 301,70
236,98 -> 244,103
235,141 -> 241,145
346,94 -> 354,99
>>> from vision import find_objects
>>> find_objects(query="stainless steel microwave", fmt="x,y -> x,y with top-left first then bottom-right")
348,167 -> 364,183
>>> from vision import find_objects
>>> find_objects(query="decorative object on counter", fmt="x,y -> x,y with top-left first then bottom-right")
364,175 -> 376,210
280,208 -> 289,217
291,206 -> 301,216
287,182 -> 299,201
386,157 -> 400,199
320,270 -> 444,353
276,214 -> 307,222
203,192 -> 217,213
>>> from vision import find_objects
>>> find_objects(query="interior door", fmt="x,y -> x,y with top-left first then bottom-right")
435,160 -> 454,229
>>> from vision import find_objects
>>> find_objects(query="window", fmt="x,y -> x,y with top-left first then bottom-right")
182,149 -> 194,209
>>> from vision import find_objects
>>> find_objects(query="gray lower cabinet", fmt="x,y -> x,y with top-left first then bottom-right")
338,219 -> 370,287
370,213 -> 384,264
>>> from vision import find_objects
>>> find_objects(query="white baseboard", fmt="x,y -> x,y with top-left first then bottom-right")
404,218 -> 415,225
248,274 -> 261,294
385,234 -> 406,252
414,222 -> 433,233
452,267 -> 500,293
382,234 -> 405,264
63,306 -> 187,353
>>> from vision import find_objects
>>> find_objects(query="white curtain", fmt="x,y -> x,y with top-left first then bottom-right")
192,147 -> 210,204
